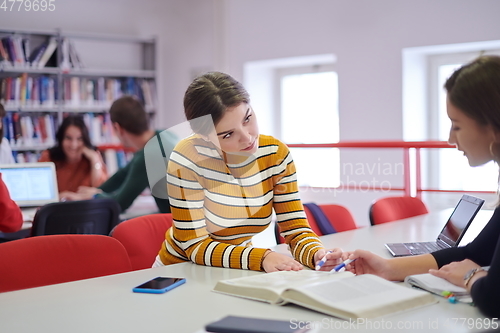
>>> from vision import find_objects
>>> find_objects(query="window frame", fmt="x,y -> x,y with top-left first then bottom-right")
275,64 -> 337,141
274,64 -> 340,188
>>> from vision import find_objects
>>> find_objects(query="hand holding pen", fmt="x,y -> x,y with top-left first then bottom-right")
314,248 -> 343,271
334,250 -> 396,280
331,258 -> 357,273
315,250 -> 333,270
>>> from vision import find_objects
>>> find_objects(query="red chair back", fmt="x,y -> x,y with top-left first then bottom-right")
110,214 -> 173,270
0,234 -> 132,293
318,204 -> 358,232
275,206 -> 322,244
303,205 -> 323,236
369,196 -> 429,225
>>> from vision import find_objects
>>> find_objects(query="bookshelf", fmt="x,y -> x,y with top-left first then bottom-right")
0,28 -> 157,164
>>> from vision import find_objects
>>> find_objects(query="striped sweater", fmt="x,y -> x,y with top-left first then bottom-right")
156,134 -> 323,271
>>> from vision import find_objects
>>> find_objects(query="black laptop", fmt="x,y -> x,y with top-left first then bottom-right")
385,194 -> 484,257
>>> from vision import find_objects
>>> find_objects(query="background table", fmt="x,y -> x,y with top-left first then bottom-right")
0,209 -> 494,333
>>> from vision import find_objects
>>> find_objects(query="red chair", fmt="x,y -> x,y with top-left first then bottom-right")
369,196 -> 429,225
0,234 -> 132,293
318,204 -> 358,232
303,205 -> 323,236
275,205 -> 323,244
110,214 -> 173,270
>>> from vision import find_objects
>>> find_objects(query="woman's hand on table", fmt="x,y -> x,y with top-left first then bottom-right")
262,251 -> 303,273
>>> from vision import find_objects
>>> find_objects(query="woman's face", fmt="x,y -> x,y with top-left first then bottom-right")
62,125 -> 85,162
447,97 -> 496,166
213,103 -> 259,155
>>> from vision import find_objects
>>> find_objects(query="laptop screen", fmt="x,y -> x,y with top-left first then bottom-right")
437,194 -> 484,247
0,162 -> 59,207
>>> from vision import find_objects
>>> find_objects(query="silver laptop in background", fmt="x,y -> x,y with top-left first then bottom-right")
0,163 -> 59,221
385,194 -> 485,257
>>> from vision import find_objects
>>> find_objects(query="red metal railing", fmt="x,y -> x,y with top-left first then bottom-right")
287,141 -> 496,198
98,144 -> 134,152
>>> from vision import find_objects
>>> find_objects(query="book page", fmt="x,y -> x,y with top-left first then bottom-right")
301,274 -> 395,303
221,270 -> 352,294
283,274 -> 436,319
213,270 -> 353,304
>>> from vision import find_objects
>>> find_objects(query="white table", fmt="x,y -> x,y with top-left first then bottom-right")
0,210 -> 494,333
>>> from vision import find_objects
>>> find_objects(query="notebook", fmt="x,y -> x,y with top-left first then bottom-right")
385,194 -> 484,257
0,162 -> 59,211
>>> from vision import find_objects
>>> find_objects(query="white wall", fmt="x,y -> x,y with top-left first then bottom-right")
216,0 -> 500,225
221,0 -> 500,140
2,0 -> 500,226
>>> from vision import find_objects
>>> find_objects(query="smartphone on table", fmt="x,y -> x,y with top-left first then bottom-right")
132,276 -> 186,294
205,316 -> 312,333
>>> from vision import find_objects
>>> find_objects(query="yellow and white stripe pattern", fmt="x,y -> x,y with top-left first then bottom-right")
157,134 -> 323,271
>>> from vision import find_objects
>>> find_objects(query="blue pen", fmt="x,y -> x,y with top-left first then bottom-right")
331,258 -> 356,272
315,250 -> 333,270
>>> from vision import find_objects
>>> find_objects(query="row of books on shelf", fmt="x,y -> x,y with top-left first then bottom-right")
4,113 -> 57,148
83,113 -> 121,146
0,35 -> 83,70
12,149 -> 133,174
1,75 -> 56,108
4,112 -> 121,149
62,77 -> 157,109
12,151 -> 41,163
102,149 -> 134,175
0,75 -> 156,109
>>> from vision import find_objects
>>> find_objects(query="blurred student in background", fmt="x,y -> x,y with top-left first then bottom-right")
60,96 -> 176,213
39,114 -> 108,195
0,103 -> 15,164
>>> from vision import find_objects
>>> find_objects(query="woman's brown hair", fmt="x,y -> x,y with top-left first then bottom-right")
445,55 -> 500,131
183,72 -> 250,134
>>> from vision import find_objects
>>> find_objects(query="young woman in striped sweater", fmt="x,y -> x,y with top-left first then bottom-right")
154,72 -> 341,272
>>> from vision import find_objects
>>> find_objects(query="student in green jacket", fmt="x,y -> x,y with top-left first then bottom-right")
61,95 -> 177,213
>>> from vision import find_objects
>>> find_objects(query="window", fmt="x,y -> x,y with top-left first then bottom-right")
278,65 -> 339,187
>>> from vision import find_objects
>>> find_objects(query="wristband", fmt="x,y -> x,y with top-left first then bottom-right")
260,250 -> 273,271
463,267 -> 486,288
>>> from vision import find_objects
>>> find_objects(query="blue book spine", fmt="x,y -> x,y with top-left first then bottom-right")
10,78 -> 15,102
40,76 -> 48,104
32,116 -> 39,141
116,150 -> 127,169
6,113 -> 14,145
25,76 -> 31,102
53,76 -> 58,105
3,113 -> 10,141
126,77 -> 134,95
37,77 -> 43,104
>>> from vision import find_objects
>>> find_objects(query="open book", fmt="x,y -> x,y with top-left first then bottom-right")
213,270 -> 436,320
404,273 -> 472,303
